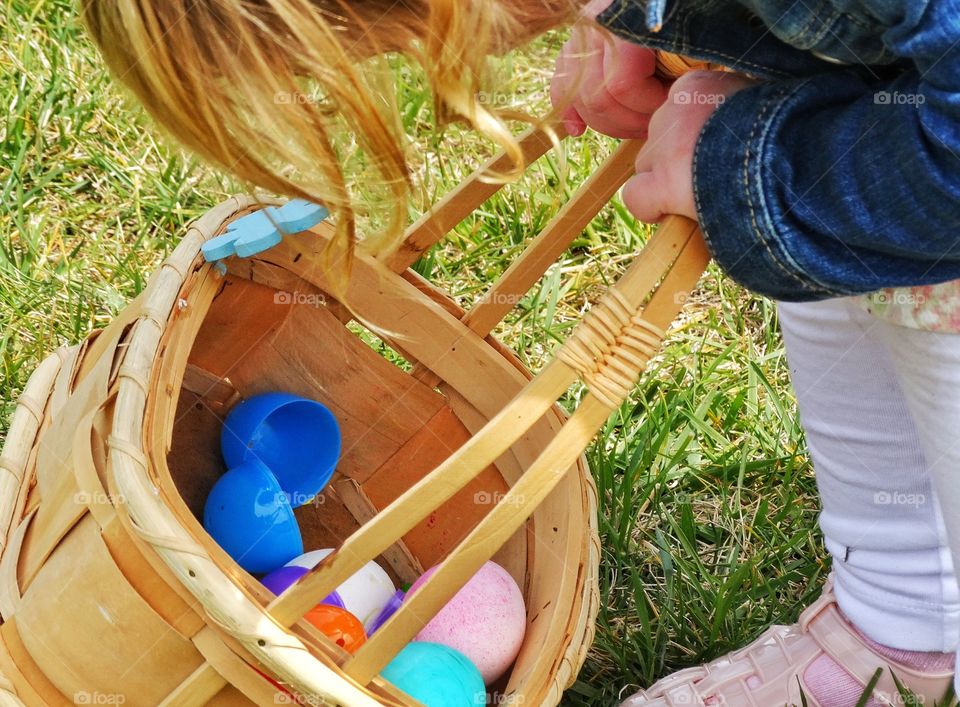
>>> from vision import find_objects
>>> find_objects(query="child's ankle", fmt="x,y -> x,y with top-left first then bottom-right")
853,625 -> 955,672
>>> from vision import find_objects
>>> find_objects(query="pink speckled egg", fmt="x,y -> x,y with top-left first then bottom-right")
406,561 -> 526,685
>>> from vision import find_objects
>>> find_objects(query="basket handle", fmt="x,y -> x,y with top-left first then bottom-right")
382,125 -> 562,273
347,220 -> 708,682
267,50 -> 720,689
407,137 -> 642,391
268,215 -> 710,682
460,137 -> 643,339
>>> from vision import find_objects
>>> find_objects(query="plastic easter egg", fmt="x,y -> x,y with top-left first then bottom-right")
381,642 -> 486,707
259,564 -> 308,596
367,589 -> 405,634
221,392 -> 340,507
203,459 -> 302,574
286,549 -> 395,631
304,604 -> 366,653
259,565 -> 345,608
407,561 -> 525,684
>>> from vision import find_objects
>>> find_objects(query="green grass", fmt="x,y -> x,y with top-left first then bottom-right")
2,2 -> 831,705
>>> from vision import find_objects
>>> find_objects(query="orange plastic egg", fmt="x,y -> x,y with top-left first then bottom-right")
305,604 -> 367,653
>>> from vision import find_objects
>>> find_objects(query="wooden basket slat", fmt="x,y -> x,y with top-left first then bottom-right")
18,394 -> 128,592
191,626 -> 300,705
0,511 -> 32,623
462,138 -> 643,339
0,352 -> 61,553
99,514 -> 208,639
15,514 -> 206,702
0,619 -> 62,705
158,662 -> 226,707
384,125 -> 561,273
25,328 -> 136,587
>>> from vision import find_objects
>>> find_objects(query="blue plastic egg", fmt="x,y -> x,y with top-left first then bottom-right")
203,458 -> 303,574
381,642 -> 486,707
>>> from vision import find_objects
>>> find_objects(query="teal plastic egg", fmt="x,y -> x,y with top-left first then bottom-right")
381,642 -> 486,706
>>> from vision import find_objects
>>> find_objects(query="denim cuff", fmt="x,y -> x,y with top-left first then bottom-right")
692,82 -> 843,301
595,0 -> 849,80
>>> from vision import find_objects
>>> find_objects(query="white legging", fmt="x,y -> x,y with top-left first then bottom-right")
778,298 -> 960,653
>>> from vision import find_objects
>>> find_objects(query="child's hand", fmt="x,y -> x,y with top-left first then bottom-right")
622,71 -> 756,222
551,23 -> 668,139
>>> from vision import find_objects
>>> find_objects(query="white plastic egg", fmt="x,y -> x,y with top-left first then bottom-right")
286,549 -> 395,631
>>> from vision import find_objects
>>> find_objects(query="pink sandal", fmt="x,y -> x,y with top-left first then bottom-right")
620,580 -> 955,706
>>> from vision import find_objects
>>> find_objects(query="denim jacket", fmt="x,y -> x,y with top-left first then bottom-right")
596,0 -> 960,301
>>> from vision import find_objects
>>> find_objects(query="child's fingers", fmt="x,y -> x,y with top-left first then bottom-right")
570,47 -> 654,136
571,102 -> 651,138
601,42 -> 667,114
605,40 -> 658,79
562,107 -> 587,137
570,31 -> 660,137
621,171 -> 669,224
551,25 -> 664,138
550,52 -> 588,136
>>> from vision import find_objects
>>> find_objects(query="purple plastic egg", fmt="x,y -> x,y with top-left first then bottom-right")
367,589 -> 406,635
260,565 -> 344,608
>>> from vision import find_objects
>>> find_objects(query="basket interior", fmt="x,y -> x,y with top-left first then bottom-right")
150,212 -> 597,703
167,273 -> 527,590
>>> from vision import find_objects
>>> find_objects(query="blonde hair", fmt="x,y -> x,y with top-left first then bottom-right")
81,0 -> 579,289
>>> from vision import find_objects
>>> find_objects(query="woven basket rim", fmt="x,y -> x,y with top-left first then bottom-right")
104,195 -> 386,704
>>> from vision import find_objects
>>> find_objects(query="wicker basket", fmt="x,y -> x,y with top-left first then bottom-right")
0,127 -> 708,706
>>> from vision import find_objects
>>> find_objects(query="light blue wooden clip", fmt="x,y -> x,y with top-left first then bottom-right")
202,199 -> 329,263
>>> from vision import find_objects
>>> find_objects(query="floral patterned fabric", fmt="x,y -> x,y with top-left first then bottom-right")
859,280 -> 960,333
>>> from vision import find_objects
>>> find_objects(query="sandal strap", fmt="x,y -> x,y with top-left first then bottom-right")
806,605 -> 899,703
804,600 -> 954,704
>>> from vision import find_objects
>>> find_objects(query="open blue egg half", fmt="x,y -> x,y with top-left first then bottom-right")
220,392 -> 341,508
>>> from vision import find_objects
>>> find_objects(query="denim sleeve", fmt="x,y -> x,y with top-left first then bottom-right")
693,0 -> 960,301
599,0 -> 960,301
596,0 -> 872,80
